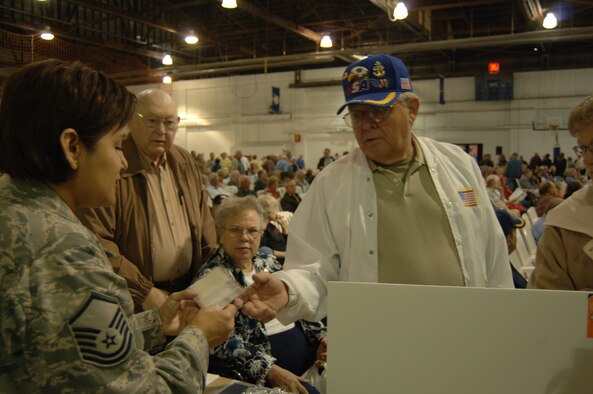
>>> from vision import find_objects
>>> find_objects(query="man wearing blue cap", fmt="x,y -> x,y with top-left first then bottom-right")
241,55 -> 513,323
495,209 -> 528,288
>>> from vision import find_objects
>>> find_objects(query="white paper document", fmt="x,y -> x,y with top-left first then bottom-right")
205,373 -> 220,386
188,266 -> 243,308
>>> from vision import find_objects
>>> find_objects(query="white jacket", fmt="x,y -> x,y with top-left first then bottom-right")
276,136 -> 513,323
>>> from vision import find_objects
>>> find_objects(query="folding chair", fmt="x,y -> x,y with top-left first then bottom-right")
527,206 -> 538,224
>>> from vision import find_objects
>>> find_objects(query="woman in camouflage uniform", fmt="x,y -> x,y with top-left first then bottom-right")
0,60 -> 237,393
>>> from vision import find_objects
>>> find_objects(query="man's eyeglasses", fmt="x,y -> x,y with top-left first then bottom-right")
342,104 -> 398,128
137,113 -> 179,131
573,142 -> 593,156
224,226 -> 263,240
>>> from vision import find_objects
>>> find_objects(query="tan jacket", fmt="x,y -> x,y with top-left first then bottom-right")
77,137 -> 217,309
529,185 -> 593,290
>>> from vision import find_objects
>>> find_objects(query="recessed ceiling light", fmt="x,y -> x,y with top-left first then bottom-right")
40,27 -> 54,40
221,0 -> 237,9
162,54 -> 173,65
542,12 -> 558,29
393,2 -> 408,21
320,34 -> 332,48
185,33 -> 198,45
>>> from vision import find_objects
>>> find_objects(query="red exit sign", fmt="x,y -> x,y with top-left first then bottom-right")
488,62 -> 500,74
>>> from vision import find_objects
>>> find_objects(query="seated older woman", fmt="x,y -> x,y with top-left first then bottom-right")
0,59 -> 236,392
195,196 -> 326,394
258,193 -> 292,265
262,175 -> 281,199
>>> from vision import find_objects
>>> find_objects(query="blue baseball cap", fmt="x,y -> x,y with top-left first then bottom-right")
495,209 -> 525,236
336,54 -> 413,115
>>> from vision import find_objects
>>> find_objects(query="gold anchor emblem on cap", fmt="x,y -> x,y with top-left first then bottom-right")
372,61 -> 385,77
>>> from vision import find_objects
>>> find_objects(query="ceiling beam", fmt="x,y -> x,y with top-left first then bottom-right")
235,0 -> 323,43
61,0 -> 216,48
150,25 -> 593,79
413,0 -> 507,12
519,0 -> 544,22
0,20 -> 168,61
65,0 -> 180,34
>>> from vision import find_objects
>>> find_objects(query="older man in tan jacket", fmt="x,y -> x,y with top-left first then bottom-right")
78,89 -> 217,311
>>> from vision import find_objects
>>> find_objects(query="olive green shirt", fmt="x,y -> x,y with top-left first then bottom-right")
371,137 -> 464,285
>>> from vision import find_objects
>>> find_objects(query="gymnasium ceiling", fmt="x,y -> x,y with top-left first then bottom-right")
1,0 -> 593,86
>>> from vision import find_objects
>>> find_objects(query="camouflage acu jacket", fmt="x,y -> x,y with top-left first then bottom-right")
0,176 -> 208,393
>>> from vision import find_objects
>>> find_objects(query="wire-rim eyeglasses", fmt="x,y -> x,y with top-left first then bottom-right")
342,103 -> 399,128
137,113 -> 179,131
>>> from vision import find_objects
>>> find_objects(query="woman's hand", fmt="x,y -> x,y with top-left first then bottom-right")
190,302 -> 239,348
273,250 -> 286,259
143,287 -> 170,310
275,214 -> 289,234
159,289 -> 199,336
266,364 -> 309,394
316,336 -> 328,363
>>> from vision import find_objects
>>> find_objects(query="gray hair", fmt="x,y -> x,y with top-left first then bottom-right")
397,92 -> 419,127
257,194 -> 280,219
215,196 -> 266,237
568,96 -> 593,137
397,91 -> 419,106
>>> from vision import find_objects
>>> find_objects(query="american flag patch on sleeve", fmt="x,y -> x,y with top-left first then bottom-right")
458,189 -> 478,207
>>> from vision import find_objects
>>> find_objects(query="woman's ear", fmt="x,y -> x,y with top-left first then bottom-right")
59,128 -> 81,170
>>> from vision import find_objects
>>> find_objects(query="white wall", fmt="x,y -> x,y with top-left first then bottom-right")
129,66 -> 593,167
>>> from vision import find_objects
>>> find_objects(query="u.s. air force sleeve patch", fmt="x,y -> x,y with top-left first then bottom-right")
68,292 -> 133,367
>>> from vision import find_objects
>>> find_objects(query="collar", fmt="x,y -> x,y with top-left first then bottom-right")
138,148 -> 168,171
122,137 -> 170,178
2,176 -> 80,224
368,134 -> 425,172
209,246 -> 283,277
546,184 -> 593,238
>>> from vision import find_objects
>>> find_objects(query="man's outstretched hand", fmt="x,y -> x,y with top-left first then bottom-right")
239,271 -> 289,322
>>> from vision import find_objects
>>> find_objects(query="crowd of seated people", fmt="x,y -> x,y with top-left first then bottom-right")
198,147 -> 588,229
196,150 -> 327,209
480,149 -> 588,222
152,142 -> 593,332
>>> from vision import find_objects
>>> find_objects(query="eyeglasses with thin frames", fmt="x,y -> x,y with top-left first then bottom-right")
137,113 -> 179,131
574,142 -> 593,156
342,103 -> 399,128
224,226 -> 263,240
